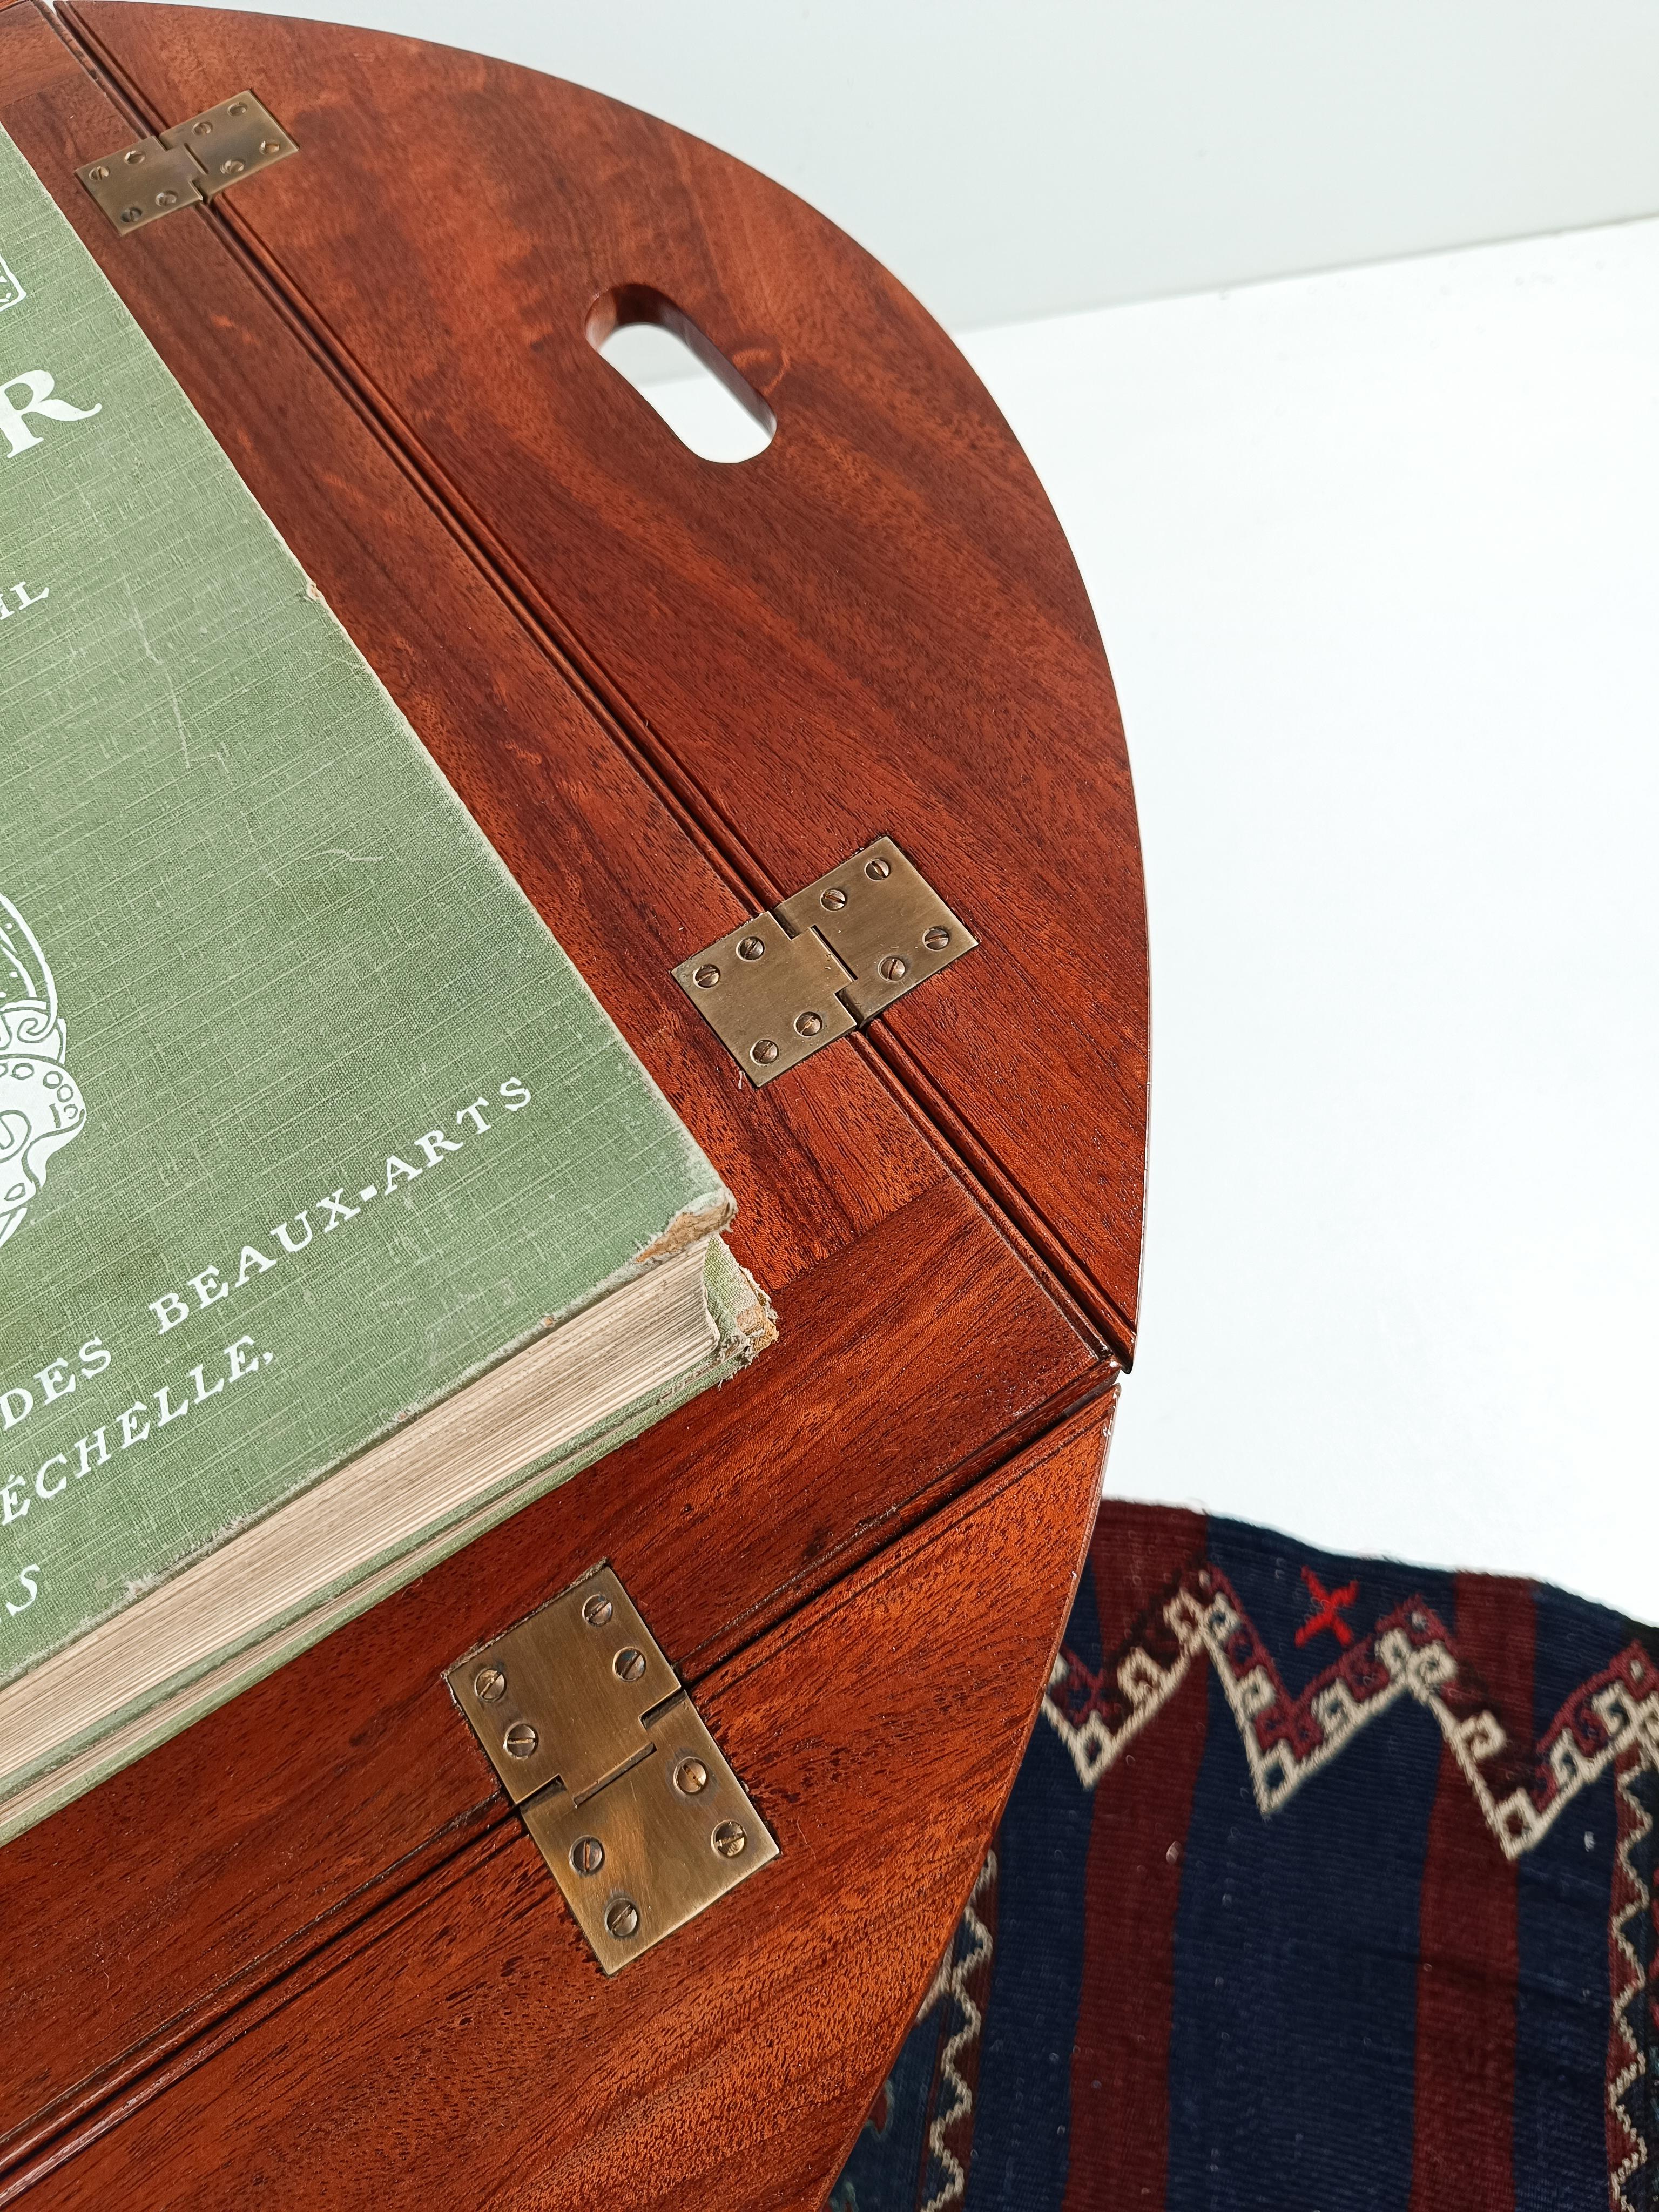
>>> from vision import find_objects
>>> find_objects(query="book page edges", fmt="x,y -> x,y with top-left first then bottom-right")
0,1235 -> 769,1839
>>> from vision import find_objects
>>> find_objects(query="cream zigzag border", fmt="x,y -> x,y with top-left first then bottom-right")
1609,1748 -> 1654,2212
1042,1573 -> 1659,1864
913,1851 -> 996,2212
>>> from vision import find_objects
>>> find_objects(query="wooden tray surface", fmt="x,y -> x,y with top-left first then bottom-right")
0,8 -> 1149,2203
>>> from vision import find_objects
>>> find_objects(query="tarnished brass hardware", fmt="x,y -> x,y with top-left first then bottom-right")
448,1567 -> 777,1973
676,909 -> 855,1085
674,837 -> 976,1085
78,93 -> 298,233
520,1697 -> 770,1973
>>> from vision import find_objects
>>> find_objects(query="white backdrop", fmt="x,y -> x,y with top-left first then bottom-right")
962,225 -> 1659,1617
152,0 -> 1659,326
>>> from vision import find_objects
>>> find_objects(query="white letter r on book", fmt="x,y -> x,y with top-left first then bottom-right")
0,371 -> 102,460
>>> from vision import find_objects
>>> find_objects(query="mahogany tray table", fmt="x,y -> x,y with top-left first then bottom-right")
0,7 -> 1150,2204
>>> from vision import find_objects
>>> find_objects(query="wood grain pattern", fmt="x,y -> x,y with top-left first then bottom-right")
68,0 -> 1150,1358
0,1176 -> 1092,2168
3,1415 -> 1107,2211
0,8 -> 1149,2204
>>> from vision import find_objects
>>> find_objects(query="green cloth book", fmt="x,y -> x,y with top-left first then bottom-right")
0,126 -> 767,1842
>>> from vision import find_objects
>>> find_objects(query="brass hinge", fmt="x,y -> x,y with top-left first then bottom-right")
448,1568 -> 777,1973
674,836 -> 976,1085
77,93 -> 297,233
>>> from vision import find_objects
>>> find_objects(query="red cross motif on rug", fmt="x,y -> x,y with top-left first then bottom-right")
1295,1566 -> 1359,1649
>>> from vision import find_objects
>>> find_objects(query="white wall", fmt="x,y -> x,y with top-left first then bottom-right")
959,222 -> 1658,1618
159,0 -> 1659,327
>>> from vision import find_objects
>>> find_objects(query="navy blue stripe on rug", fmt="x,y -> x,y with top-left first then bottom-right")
1164,1525 -> 1451,2212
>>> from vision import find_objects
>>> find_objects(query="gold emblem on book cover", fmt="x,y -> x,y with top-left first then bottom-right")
0,897 -> 85,1252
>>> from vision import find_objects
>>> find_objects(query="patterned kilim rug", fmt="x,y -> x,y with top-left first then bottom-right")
832,1503 -> 1659,2211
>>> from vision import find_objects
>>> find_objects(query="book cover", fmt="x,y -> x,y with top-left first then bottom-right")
0,123 -> 751,1812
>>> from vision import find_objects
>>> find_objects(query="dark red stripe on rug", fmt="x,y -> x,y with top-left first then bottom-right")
1408,1571 -> 1534,2211
1062,1503 -> 1210,2211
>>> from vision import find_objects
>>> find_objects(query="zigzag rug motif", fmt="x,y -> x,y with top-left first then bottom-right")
1042,1557 -> 1659,1860
910,1851 -> 997,2212
830,1851 -> 997,2212
1610,1747 -> 1658,2212
1042,1556 -> 1659,2211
